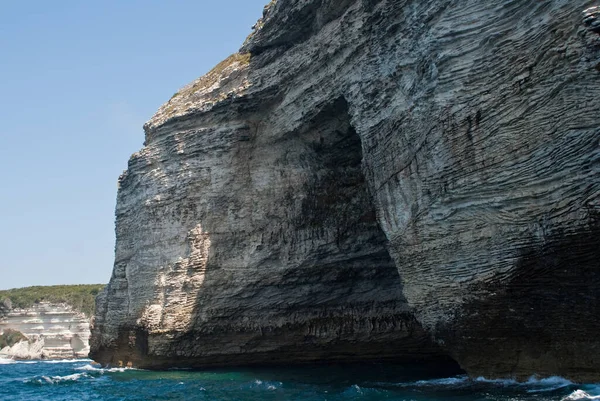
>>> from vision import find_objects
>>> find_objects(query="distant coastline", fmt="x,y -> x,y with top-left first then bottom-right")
0,285 -> 103,360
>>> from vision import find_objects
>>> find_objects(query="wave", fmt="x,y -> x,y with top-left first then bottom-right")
473,376 -> 518,385
473,375 -> 573,392
369,374 -> 579,394
343,383 -> 392,397
415,376 -> 471,387
0,358 -> 15,365
24,373 -> 90,385
75,363 -> 140,373
379,375 -> 472,388
412,374 -> 573,391
76,364 -> 103,372
523,376 -> 573,393
562,390 -> 600,400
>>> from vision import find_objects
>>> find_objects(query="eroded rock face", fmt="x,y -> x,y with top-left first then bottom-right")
91,87 -> 450,369
92,0 -> 600,380
0,303 -> 91,359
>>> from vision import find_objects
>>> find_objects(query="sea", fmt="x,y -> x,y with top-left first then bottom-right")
0,358 -> 598,401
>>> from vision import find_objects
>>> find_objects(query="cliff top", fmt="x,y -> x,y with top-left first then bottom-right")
144,52 -> 251,134
142,0 -> 281,135
0,285 -> 105,318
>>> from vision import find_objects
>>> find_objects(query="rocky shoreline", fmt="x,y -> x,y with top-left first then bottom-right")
1,303 -> 91,360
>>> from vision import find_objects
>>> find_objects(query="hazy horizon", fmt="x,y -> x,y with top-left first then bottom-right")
0,0 -> 268,290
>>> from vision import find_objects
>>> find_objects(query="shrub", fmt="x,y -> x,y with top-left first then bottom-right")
0,285 -> 105,318
0,329 -> 27,349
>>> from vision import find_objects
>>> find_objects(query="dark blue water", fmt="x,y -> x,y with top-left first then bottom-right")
0,358 -> 598,400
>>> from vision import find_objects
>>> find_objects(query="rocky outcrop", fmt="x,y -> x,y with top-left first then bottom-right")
0,339 -> 46,360
91,0 -> 600,380
0,303 -> 91,359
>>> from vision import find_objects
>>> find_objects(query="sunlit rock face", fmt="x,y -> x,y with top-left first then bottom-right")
92,0 -> 600,380
0,303 -> 91,359
90,92 -> 451,369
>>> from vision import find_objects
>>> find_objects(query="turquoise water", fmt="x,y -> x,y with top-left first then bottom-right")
0,358 -> 598,400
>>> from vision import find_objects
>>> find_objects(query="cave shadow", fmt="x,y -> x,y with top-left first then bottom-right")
438,207 -> 600,379
120,95 -> 460,374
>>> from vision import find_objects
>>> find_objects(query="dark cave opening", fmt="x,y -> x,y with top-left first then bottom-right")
284,97 -> 463,372
94,98 -> 463,375
296,97 -> 385,253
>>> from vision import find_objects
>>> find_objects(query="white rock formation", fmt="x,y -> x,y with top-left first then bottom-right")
0,303 -> 91,359
0,339 -> 45,360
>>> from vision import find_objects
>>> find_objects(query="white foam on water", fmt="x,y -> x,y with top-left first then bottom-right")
52,373 -> 87,382
472,375 -> 575,393
414,376 -> 470,387
524,376 -> 573,393
0,358 -> 15,365
348,384 -> 363,394
75,364 -> 116,373
76,364 -> 101,372
251,379 -> 281,391
343,383 -> 391,397
473,376 -> 518,385
27,373 -> 89,385
381,374 -> 575,392
75,364 -> 139,373
105,367 -> 137,372
562,390 -> 600,400
371,375 -> 470,388
525,376 -> 572,385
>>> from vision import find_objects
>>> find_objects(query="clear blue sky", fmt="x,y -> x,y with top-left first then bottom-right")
0,0 -> 267,290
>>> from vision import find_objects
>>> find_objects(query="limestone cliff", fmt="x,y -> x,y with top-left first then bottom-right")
91,0 -> 600,380
0,303 -> 91,359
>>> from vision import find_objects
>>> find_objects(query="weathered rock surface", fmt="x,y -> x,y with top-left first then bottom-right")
0,339 -> 46,360
1,303 -> 91,359
92,0 -> 600,380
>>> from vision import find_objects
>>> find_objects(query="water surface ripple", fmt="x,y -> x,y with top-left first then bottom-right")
0,358 -> 598,400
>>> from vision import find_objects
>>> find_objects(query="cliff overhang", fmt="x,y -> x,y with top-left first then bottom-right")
91,0 -> 600,381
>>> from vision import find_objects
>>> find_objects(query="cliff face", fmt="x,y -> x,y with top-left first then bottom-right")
91,0 -> 600,380
0,303 -> 91,359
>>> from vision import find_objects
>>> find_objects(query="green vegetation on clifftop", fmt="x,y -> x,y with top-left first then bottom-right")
0,329 -> 28,349
170,52 -> 251,101
0,285 -> 104,318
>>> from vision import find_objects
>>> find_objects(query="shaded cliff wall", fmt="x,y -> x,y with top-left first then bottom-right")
92,0 -> 600,379
91,74 -> 450,368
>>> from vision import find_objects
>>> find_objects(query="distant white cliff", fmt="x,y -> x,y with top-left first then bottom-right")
0,303 -> 91,359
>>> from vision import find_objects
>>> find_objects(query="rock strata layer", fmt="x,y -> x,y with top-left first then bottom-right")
92,0 -> 600,380
0,303 -> 91,359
